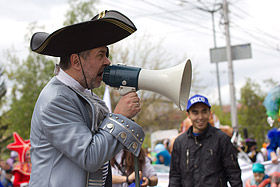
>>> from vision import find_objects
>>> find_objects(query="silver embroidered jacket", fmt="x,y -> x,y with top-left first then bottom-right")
29,77 -> 145,187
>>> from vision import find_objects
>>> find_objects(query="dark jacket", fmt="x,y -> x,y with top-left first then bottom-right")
169,124 -> 242,187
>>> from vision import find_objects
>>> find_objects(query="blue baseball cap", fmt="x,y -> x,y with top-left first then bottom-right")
186,94 -> 211,111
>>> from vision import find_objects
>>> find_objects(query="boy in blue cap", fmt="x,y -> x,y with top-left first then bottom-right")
169,94 -> 242,187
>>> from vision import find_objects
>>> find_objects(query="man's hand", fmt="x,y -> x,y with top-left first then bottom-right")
114,92 -> 141,119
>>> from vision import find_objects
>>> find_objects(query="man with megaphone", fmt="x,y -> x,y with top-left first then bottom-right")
29,10 -> 145,187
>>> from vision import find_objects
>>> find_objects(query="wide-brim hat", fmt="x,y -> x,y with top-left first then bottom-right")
30,10 -> 136,57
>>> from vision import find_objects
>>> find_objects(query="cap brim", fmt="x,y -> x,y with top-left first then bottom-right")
30,10 -> 136,57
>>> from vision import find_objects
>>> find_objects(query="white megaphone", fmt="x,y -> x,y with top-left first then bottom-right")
103,59 -> 192,111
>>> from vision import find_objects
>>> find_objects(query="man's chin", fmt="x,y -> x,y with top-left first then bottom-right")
93,82 -> 101,89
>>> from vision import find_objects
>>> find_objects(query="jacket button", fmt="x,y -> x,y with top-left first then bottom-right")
121,132 -> 127,139
132,142 -> 138,149
107,123 -> 114,129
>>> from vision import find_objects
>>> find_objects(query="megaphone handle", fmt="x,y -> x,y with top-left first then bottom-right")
133,155 -> 141,187
119,86 -> 137,96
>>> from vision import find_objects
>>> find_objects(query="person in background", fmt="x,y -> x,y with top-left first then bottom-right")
155,148 -> 171,166
111,148 -> 158,187
245,163 -> 270,187
243,138 -> 265,163
260,143 -> 269,161
180,117 -> 193,134
7,132 -> 32,187
267,128 -> 280,164
150,144 -> 165,164
6,151 -> 18,170
163,139 -> 170,153
28,10 -> 144,187
0,159 -> 13,187
12,149 -> 32,187
269,171 -> 280,187
169,117 -> 192,153
169,94 -> 242,187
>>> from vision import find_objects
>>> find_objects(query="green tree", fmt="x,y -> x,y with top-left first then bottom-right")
238,78 -> 270,146
0,67 -> 6,99
63,0 -> 99,25
0,0 -> 102,141
3,47 -> 55,139
211,104 -> 231,126
0,66 -> 12,155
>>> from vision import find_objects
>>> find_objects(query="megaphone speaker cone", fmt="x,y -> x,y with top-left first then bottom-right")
138,59 -> 192,111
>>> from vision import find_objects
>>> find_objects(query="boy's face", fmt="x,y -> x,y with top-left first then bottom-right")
187,103 -> 210,133
254,172 -> 265,183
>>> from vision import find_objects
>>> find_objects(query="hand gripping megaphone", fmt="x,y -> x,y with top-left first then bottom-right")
102,59 -> 192,111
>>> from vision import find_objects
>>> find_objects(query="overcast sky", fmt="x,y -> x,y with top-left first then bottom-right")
1,0 -> 280,106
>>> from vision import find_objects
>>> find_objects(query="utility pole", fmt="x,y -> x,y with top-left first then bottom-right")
211,11 -> 223,111
223,0 -> 238,132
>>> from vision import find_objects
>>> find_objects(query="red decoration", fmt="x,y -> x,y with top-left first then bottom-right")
7,132 -> 30,163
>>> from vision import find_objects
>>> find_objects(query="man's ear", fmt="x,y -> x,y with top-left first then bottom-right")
186,111 -> 190,117
70,54 -> 81,70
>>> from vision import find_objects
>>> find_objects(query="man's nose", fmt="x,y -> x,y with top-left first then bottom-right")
197,112 -> 203,119
104,57 -> 111,65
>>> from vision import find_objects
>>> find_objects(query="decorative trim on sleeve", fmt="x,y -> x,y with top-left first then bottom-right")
100,113 -> 145,156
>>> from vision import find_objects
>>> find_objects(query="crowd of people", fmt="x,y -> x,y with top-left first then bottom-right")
1,93 -> 279,187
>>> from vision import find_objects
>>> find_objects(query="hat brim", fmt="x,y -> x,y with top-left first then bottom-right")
30,10 -> 136,57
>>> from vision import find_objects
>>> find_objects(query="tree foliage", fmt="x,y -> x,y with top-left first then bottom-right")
63,0 -> 99,26
3,48 -> 55,139
0,68 -> 6,99
211,104 -> 231,126
238,78 -> 271,146
0,66 -> 11,154
0,0 -> 102,143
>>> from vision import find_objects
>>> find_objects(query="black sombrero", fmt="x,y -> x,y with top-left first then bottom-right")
30,10 -> 137,57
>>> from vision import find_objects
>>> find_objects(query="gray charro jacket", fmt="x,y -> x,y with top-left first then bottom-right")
169,124 -> 242,187
29,77 -> 144,187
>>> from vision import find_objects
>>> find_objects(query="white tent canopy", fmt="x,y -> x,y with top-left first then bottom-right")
151,129 -> 178,151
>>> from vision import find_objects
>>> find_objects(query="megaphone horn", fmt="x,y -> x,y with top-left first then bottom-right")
103,60 -> 192,111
